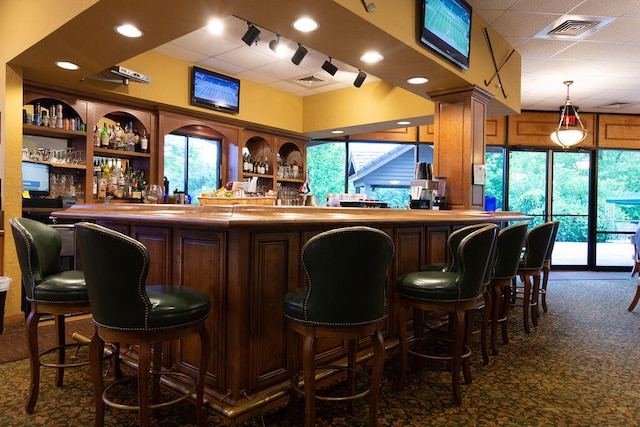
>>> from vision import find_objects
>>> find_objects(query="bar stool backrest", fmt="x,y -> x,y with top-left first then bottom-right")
446,223 -> 489,273
493,223 -> 528,279
521,222 -> 556,270
9,217 -> 63,300
543,220 -> 560,263
455,224 -> 498,301
300,226 -> 394,326
75,222 -> 151,330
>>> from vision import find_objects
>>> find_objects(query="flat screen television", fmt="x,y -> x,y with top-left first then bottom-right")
190,66 -> 240,115
22,161 -> 50,197
418,0 -> 472,70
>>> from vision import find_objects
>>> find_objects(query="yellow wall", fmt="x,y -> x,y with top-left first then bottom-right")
0,0 -> 98,320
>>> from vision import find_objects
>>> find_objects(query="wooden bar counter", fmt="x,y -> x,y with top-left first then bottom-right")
54,204 -> 530,423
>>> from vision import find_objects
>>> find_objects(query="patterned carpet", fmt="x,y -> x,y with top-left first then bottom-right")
1,273 -> 639,426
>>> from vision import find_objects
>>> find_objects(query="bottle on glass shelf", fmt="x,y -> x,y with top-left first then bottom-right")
263,157 -> 269,175
113,123 -> 124,150
100,123 -> 109,148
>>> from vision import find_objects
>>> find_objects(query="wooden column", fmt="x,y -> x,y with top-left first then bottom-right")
429,85 -> 493,211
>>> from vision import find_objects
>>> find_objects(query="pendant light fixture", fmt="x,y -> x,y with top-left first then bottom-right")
550,80 -> 588,148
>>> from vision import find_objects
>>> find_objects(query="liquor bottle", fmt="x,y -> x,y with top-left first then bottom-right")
114,123 -> 124,150
100,123 -> 109,148
125,122 -> 135,151
264,156 -> 269,175
140,129 -> 149,153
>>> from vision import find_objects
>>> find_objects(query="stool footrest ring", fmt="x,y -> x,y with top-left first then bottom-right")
291,364 -> 372,402
102,371 -> 197,411
407,337 -> 472,361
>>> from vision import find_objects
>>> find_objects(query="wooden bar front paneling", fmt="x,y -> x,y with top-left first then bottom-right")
56,204 -> 530,423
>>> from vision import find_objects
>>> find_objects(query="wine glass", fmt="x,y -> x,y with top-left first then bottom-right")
144,184 -> 164,204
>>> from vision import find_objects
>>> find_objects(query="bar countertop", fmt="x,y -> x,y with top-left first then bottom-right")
53,203 -> 532,227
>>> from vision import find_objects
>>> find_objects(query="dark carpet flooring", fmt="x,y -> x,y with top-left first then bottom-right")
0,272 -> 639,426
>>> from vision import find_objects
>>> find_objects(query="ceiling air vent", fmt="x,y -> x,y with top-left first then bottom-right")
536,16 -> 614,40
548,20 -> 600,37
599,101 -> 633,109
294,75 -> 327,87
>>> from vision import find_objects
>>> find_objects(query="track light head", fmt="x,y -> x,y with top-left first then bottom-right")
242,23 -> 261,46
291,44 -> 308,65
322,57 -> 338,76
354,71 -> 367,88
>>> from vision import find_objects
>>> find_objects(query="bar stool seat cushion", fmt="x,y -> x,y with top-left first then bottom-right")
31,270 -> 87,302
397,271 -> 461,301
146,285 -> 211,329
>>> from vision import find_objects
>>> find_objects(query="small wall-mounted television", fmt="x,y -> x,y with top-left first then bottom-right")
22,161 -> 50,197
190,66 -> 240,115
417,0 -> 472,70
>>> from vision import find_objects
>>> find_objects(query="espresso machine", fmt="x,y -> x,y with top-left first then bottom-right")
410,162 -> 438,209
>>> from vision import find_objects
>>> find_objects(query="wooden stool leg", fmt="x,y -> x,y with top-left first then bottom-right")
629,278 -> 640,312
302,331 -> 317,427
346,339 -> 357,415
397,301 -> 408,392
368,329 -> 384,427
480,288 -> 491,365
490,284 -> 501,356
451,308 -> 464,406
196,324 -> 210,427
500,284 -> 511,345
89,333 -> 106,427
522,274 -> 531,334
286,327 -> 301,417
138,338 -> 151,427
54,314 -> 66,387
25,307 -> 41,414
531,274 -> 541,326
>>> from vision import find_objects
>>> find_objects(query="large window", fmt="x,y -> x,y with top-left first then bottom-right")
164,134 -> 221,204
306,140 -> 433,208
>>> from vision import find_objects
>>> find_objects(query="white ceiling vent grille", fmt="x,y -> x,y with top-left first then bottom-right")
548,20 -> 600,37
294,75 -> 327,87
536,15 -> 615,40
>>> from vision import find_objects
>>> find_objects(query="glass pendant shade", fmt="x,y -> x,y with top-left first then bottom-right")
550,81 -> 588,148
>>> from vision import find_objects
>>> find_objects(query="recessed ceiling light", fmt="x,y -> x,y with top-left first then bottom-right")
360,51 -> 384,63
407,77 -> 429,84
331,130 -> 344,134
292,17 -> 319,32
397,121 -> 411,125
56,61 -> 79,70
115,24 -> 143,38
207,19 -> 224,35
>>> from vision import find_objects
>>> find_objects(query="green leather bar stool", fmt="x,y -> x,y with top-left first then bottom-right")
284,226 -> 394,427
396,224 -> 497,405
9,217 -> 90,414
75,222 -> 211,427
539,220 -> 560,314
419,223 -> 495,365
512,221 -> 556,334
487,222 -> 528,356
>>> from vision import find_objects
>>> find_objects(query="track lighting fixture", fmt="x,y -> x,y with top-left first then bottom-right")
321,57 -> 338,76
354,70 -> 367,88
242,22 -> 261,46
291,43 -> 308,65
269,34 -> 287,56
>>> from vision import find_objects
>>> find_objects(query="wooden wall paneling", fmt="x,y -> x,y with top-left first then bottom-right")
172,227 -> 225,392
248,231 -> 301,394
418,124 -> 435,143
597,114 -> 640,148
486,116 -> 506,146
349,126 -> 418,142
507,111 -> 595,148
